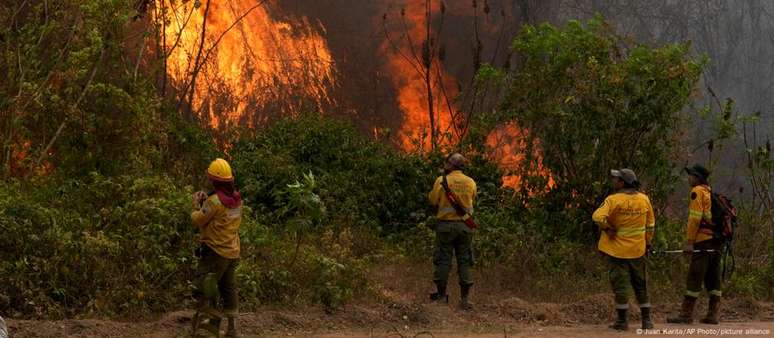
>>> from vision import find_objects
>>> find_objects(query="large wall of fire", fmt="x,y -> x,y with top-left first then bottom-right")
160,0 -> 558,183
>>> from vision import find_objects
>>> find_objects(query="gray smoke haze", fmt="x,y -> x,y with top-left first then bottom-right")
271,1 -> 771,197
563,0 -> 774,195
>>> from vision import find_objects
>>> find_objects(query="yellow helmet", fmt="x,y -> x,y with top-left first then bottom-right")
206,158 -> 234,182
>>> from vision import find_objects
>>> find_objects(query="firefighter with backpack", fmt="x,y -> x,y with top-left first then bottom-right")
668,164 -> 735,325
427,153 -> 478,310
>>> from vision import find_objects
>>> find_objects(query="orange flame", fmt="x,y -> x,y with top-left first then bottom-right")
486,122 -> 554,189
381,1 -> 460,151
163,1 -> 336,129
382,2 -> 550,187
159,1 -> 548,189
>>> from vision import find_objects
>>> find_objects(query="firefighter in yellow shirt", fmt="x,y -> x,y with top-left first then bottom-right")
428,153 -> 477,310
668,164 -> 723,325
593,169 -> 655,331
191,158 -> 243,338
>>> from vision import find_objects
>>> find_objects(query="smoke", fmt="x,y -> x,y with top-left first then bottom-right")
562,0 -> 774,194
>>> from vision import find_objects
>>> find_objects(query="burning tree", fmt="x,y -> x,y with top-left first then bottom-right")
154,0 -> 338,138
381,0 -> 458,152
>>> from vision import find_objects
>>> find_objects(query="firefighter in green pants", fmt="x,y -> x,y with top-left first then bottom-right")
668,165 -> 723,325
593,169 -> 656,331
191,158 -> 243,338
428,153 -> 477,310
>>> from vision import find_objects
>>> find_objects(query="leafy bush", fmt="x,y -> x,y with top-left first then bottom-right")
0,174 -> 195,317
0,170 -> 371,318
478,16 -> 704,241
232,115 -> 438,234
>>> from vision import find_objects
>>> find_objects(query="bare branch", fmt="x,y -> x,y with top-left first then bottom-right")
399,7 -> 427,72
178,0 -> 212,113
176,0 -> 270,113
164,0 -> 196,59
134,21 -> 149,79
381,18 -> 425,76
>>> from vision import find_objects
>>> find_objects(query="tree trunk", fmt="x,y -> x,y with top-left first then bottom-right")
177,0 -> 212,117
424,0 -> 436,150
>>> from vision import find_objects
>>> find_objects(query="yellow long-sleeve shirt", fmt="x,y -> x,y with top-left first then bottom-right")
687,185 -> 713,244
592,191 -> 655,259
428,170 -> 477,221
191,194 -> 242,259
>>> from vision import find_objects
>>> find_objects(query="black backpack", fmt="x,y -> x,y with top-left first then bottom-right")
707,192 -> 738,242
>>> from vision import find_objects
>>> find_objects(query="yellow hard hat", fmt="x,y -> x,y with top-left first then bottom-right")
206,158 -> 234,182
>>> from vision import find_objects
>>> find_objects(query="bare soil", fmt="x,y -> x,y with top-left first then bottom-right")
6,264 -> 774,337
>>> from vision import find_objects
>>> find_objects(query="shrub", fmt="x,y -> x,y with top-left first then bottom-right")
0,174 -> 195,318
232,115 -> 439,234
480,16 -> 704,241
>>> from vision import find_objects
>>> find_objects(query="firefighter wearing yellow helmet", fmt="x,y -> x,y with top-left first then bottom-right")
191,158 -> 243,338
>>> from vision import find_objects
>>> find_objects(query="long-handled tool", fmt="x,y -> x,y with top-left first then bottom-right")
652,249 -> 717,254
649,245 -> 734,282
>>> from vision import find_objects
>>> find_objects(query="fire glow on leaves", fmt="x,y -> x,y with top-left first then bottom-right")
486,123 -> 554,189
163,0 -> 336,129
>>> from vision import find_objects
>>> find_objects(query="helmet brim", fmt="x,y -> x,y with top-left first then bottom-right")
207,172 -> 234,182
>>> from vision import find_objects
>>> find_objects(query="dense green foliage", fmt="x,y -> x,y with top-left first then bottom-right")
0,3 -> 770,322
1,1 -> 212,179
0,174 -> 195,317
1,116 -> 772,319
231,116 -> 435,235
473,17 -> 704,241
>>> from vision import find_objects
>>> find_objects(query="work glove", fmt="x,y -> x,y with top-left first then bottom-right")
192,191 -> 207,210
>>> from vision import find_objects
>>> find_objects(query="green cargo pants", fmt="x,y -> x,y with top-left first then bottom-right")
607,255 -> 650,309
433,221 -> 474,287
193,245 -> 239,316
686,239 -> 723,298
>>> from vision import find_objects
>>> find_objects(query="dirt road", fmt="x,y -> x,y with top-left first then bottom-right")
314,322 -> 774,338
7,265 -> 774,337
7,315 -> 774,337
7,301 -> 773,338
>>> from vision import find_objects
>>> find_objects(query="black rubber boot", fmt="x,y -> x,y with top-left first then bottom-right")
609,309 -> 628,331
192,299 -> 223,338
429,280 -> 448,303
200,316 -> 221,338
225,315 -> 239,338
459,283 -> 473,311
700,295 -> 721,325
667,296 -> 697,324
641,307 -> 654,330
